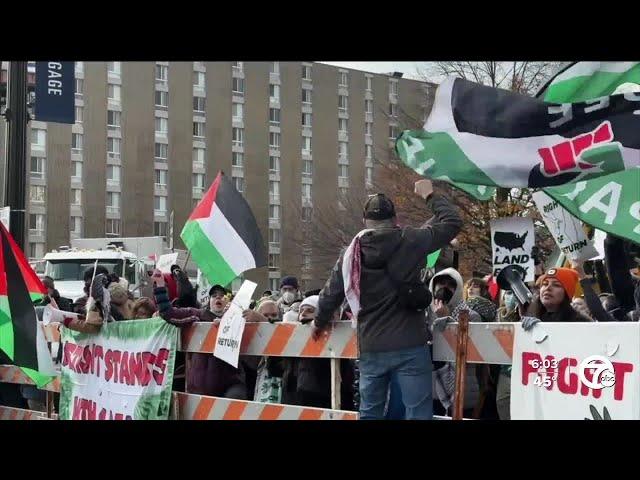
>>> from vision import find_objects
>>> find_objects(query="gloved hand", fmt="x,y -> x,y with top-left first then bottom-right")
433,316 -> 453,332
521,316 -> 541,331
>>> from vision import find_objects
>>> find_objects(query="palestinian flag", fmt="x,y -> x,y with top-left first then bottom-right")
180,171 -> 266,287
540,62 -> 640,245
540,62 -> 640,103
0,222 -> 56,387
396,76 -> 640,190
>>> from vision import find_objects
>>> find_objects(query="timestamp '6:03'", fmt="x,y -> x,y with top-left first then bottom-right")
528,358 -> 559,369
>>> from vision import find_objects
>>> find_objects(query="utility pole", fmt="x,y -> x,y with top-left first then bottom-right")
4,61 -> 29,250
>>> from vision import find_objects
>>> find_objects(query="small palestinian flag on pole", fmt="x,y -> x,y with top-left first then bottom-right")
180,171 -> 266,287
0,222 -> 57,387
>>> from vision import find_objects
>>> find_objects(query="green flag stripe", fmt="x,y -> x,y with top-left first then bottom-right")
181,220 -> 237,287
544,64 -> 640,103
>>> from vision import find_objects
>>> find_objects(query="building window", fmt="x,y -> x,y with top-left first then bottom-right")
156,64 -> 168,82
154,195 -> 167,214
269,204 -> 280,220
270,84 -> 280,102
75,78 -> 84,94
29,214 -> 45,234
302,159 -> 313,175
232,61 -> 243,72
154,142 -> 167,159
193,173 -> 205,190
339,118 -> 348,133
269,228 -> 280,244
365,99 -> 373,113
232,128 -> 244,147
365,144 -> 373,159
339,95 -> 348,112
302,113 -> 312,127
193,71 -> 205,88
109,137 -> 122,155
301,89 -> 312,104
302,184 -> 312,200
365,122 -> 372,136
302,65 -> 312,80
339,165 -> 349,178
366,76 -> 372,91
70,188 -> 81,206
232,152 -> 244,167
154,221 -> 167,237
193,121 -> 205,137
232,77 -> 244,94
232,176 -> 244,193
72,133 -> 83,151
75,62 -> 84,73
390,81 -> 398,97
193,96 -> 206,112
107,192 -> 121,209
107,62 -> 121,74
339,72 -> 348,87
155,90 -> 168,107
108,84 -> 121,101
106,219 -> 121,236
366,166 -> 373,185
233,103 -> 243,121
302,136 -> 312,154
71,161 -> 82,179
29,157 -> 45,179
155,169 -> 167,187
338,141 -> 348,158
302,206 -> 312,222
75,106 -> 83,123
269,108 -> 280,124
269,156 -> 279,172
70,216 -> 82,235
29,243 -> 45,260
269,180 -> 280,197
31,128 -> 46,147
389,103 -> 397,117
389,125 -> 398,139
269,132 -> 280,149
193,148 -> 205,166
270,62 -> 280,74
107,165 -> 121,183
155,117 -> 168,135
107,110 -> 121,127
268,253 -> 280,269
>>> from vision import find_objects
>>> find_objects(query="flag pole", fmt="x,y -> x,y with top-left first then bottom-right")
182,250 -> 191,270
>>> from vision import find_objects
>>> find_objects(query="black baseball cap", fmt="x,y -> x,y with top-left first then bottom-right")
209,284 -> 229,296
363,193 -> 396,220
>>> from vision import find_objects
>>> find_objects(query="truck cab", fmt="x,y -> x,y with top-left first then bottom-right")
43,247 -> 143,303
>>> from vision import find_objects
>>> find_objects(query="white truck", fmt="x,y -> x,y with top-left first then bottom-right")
43,237 -> 196,303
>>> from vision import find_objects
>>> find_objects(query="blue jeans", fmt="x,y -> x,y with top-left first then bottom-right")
359,345 -> 433,420
385,373 -> 406,420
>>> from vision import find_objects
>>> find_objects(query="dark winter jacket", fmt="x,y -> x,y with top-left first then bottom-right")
153,286 -> 246,398
316,194 -> 462,353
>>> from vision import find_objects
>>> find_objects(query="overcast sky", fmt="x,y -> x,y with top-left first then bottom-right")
320,62 -> 429,80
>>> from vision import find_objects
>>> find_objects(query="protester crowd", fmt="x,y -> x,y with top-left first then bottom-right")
1,178 -> 638,420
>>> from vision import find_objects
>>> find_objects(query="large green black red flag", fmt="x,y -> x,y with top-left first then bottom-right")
0,222 -> 56,387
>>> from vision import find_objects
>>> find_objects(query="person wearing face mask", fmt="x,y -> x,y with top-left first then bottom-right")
429,268 -> 484,418
151,270 -> 247,399
279,296 -> 331,408
495,289 -> 522,420
277,276 -> 301,315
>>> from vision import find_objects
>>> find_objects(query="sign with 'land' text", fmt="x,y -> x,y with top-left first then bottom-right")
490,217 -> 535,282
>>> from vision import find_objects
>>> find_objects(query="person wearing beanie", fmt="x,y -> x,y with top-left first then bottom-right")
523,267 -> 591,322
277,275 -> 301,315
